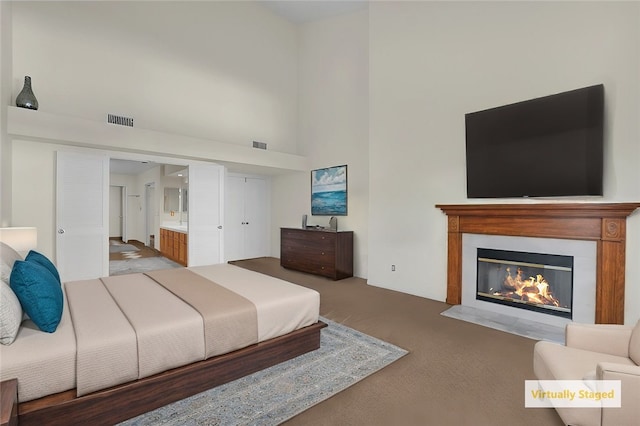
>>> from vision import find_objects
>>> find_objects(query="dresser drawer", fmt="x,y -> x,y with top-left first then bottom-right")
282,242 -> 335,258
280,253 -> 335,278
306,261 -> 336,278
280,228 -> 353,280
284,229 -> 334,246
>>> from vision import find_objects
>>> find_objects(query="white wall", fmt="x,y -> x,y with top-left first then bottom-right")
6,1 -> 301,258
10,1 -> 299,154
367,2 -> 640,323
271,10 -> 370,278
12,140 -> 59,258
0,1 -> 13,226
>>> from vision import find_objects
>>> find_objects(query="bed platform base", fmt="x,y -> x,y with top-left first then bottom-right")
1,321 -> 326,426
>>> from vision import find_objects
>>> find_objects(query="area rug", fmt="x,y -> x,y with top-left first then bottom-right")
119,317 -> 408,425
441,305 -> 565,344
109,243 -> 140,253
109,256 -> 182,275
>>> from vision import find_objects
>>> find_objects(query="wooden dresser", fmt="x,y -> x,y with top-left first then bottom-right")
280,227 -> 353,280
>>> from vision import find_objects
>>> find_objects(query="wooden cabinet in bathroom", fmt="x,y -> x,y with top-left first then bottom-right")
160,227 -> 188,266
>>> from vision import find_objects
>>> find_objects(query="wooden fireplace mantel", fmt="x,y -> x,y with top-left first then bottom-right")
436,202 -> 640,324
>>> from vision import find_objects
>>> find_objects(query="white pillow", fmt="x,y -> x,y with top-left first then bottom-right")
0,279 -> 23,345
1,241 -> 23,282
1,241 -> 23,268
0,263 -> 11,283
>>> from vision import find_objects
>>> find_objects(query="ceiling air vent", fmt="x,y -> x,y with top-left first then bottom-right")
253,141 -> 267,150
107,114 -> 134,127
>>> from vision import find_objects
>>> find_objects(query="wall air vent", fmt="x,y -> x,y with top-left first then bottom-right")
107,114 -> 134,127
253,141 -> 267,150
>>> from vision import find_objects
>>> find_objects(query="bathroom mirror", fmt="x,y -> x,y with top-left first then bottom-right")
164,187 -> 188,213
164,188 -> 179,213
181,188 -> 188,213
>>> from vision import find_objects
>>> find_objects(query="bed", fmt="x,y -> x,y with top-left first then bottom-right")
0,242 -> 323,426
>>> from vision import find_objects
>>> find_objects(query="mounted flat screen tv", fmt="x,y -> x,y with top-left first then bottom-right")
465,84 -> 604,198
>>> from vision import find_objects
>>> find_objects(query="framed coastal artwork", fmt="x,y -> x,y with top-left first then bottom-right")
311,165 -> 347,216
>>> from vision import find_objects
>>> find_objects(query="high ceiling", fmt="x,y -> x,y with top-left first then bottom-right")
111,1 -> 370,177
260,0 -> 368,24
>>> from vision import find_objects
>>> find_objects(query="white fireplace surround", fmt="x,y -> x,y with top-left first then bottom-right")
462,234 -> 597,328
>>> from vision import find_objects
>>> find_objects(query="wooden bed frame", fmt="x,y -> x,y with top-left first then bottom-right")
1,321 -> 326,426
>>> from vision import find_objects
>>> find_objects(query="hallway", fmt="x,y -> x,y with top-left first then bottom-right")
109,239 -> 161,261
109,239 -> 181,275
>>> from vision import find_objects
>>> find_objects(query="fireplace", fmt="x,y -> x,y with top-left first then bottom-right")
476,248 -> 573,319
436,202 -> 640,324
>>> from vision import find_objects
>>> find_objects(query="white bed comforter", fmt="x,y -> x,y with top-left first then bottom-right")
0,264 -> 319,402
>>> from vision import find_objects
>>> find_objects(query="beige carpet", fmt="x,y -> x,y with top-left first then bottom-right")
230,257 -> 564,426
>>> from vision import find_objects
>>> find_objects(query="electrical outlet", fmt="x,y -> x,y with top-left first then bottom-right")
391,264 -> 396,271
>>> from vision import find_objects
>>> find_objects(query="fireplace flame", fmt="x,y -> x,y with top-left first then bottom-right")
499,267 -> 561,307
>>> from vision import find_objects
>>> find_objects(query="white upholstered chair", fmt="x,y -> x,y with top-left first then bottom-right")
533,321 -> 640,426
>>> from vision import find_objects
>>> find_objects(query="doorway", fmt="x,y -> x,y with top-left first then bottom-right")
145,182 -> 156,249
109,185 -> 125,241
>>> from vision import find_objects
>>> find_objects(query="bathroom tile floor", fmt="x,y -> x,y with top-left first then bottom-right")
109,239 -> 160,261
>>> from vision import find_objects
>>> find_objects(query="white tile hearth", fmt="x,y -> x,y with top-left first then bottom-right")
441,305 -> 565,344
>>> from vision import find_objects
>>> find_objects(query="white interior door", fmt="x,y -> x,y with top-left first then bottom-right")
243,177 -> 268,259
224,176 -> 269,262
225,176 -> 246,262
188,163 -> 224,266
56,151 -> 109,281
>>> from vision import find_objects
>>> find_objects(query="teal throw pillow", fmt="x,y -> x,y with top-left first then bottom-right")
10,260 -> 63,333
26,250 -> 61,284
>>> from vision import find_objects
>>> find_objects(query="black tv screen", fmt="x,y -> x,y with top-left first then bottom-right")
465,84 -> 604,198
